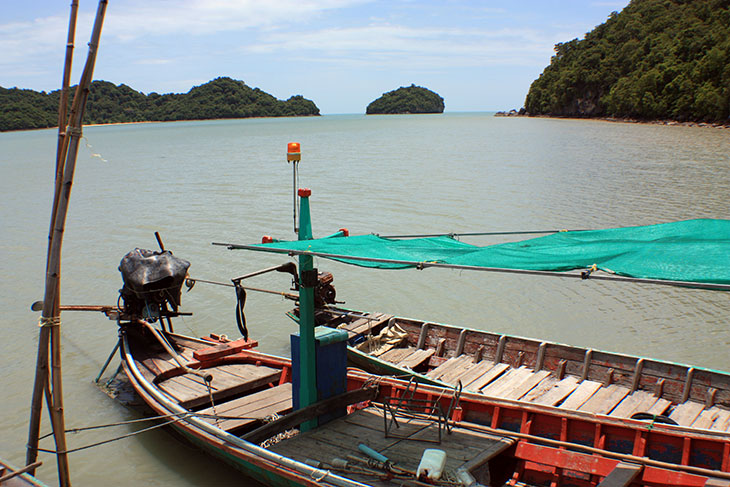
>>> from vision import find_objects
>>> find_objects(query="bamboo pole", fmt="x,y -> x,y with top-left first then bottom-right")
26,0 -> 79,475
26,2 -> 108,485
52,0 -> 78,236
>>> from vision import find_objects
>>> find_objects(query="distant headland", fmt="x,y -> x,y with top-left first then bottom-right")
0,77 -> 319,132
521,0 -> 729,125
366,85 -> 444,115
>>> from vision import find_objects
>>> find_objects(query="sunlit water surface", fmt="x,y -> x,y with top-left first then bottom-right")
1,113 -> 729,485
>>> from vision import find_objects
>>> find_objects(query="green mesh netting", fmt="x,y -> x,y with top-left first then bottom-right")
253,219 -> 730,285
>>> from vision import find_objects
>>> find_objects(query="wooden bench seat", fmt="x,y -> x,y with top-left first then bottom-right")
397,348 -> 435,370
158,363 -> 282,409
198,383 -> 293,433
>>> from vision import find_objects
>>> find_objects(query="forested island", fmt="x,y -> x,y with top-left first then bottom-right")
366,85 -> 444,114
0,77 -> 319,132
525,0 -> 729,123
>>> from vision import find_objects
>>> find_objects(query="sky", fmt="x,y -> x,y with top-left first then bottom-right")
1,0 -> 631,114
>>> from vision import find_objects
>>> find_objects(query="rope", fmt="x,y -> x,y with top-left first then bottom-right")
205,380 -> 219,426
34,414 -> 190,455
38,412 -> 191,438
185,277 -> 298,300
375,229 -> 591,239
39,316 -> 61,328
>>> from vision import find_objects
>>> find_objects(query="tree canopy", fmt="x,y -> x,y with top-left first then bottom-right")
524,0 -> 730,123
0,77 -> 319,131
366,85 -> 445,114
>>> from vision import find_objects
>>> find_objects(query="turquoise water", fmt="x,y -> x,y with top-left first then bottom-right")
1,113 -> 729,485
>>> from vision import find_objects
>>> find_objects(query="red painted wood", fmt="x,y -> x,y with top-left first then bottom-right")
192,338 -> 258,361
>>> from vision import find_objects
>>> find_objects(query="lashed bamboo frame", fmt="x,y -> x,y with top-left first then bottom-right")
26,2 -> 108,485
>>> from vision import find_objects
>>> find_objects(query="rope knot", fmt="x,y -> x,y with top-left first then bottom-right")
39,316 -> 61,328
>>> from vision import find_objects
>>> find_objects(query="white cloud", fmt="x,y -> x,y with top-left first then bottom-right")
102,0 -> 369,39
244,24 -> 554,68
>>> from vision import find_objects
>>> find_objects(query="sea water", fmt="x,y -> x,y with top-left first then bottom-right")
1,113 -> 729,485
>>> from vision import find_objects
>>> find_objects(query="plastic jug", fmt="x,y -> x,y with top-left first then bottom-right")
417,448 -> 446,480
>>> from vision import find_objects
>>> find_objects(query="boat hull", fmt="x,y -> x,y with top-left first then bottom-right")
118,320 -> 730,486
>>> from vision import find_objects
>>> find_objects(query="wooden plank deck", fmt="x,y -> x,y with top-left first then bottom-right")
363,340 -> 730,435
198,383 -> 292,433
397,348 -> 435,370
669,401 -> 705,427
465,363 -> 509,391
578,384 -> 631,415
455,360 -> 495,388
378,346 -> 416,363
560,380 -> 603,410
157,363 -> 282,408
503,370 -> 551,401
481,367 -> 534,398
426,355 -> 472,381
339,313 -> 393,338
268,406 -> 514,487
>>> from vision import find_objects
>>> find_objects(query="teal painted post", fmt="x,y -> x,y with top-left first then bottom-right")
297,188 -> 317,431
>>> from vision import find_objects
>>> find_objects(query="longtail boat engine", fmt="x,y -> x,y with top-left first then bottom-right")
314,271 -> 336,307
118,248 -> 190,322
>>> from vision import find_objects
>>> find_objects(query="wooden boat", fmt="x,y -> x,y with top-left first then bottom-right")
303,305 -> 730,434
208,214 -> 730,485
116,316 -> 730,487
108,191 -> 730,485
0,459 -> 49,487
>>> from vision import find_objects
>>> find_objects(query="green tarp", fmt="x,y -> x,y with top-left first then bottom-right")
250,219 -> 730,286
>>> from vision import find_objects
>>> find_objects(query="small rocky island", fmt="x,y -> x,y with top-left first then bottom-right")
366,84 -> 444,114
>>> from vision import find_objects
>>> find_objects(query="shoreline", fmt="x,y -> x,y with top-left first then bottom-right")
3,112 -> 728,134
495,112 -> 730,129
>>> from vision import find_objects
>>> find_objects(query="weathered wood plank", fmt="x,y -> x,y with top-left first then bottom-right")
560,380 -> 602,410
704,479 -> 730,487
242,387 -> 378,445
522,375 -> 559,402
610,390 -> 661,418
596,461 -> 643,487
426,355 -> 470,380
379,346 -> 416,364
159,364 -> 282,408
340,313 -> 393,337
439,355 -> 479,384
646,397 -> 672,415
199,383 -> 293,432
578,384 -> 630,415
669,401 -> 705,427
530,375 -> 581,406
468,363 -> 510,391
503,370 -> 551,401
192,338 -> 257,361
456,360 -> 497,390
269,406 -> 512,486
482,367 -> 533,398
397,348 -> 435,370
708,408 -> 730,431
690,406 -> 729,430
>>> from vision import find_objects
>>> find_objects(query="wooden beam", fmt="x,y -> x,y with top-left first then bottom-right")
242,386 -> 378,444
597,461 -> 643,487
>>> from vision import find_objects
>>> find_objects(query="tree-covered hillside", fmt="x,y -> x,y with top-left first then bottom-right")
525,0 -> 729,122
366,85 -> 444,114
0,77 -> 319,131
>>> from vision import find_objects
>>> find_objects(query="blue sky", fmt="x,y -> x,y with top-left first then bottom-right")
1,1 -> 630,114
